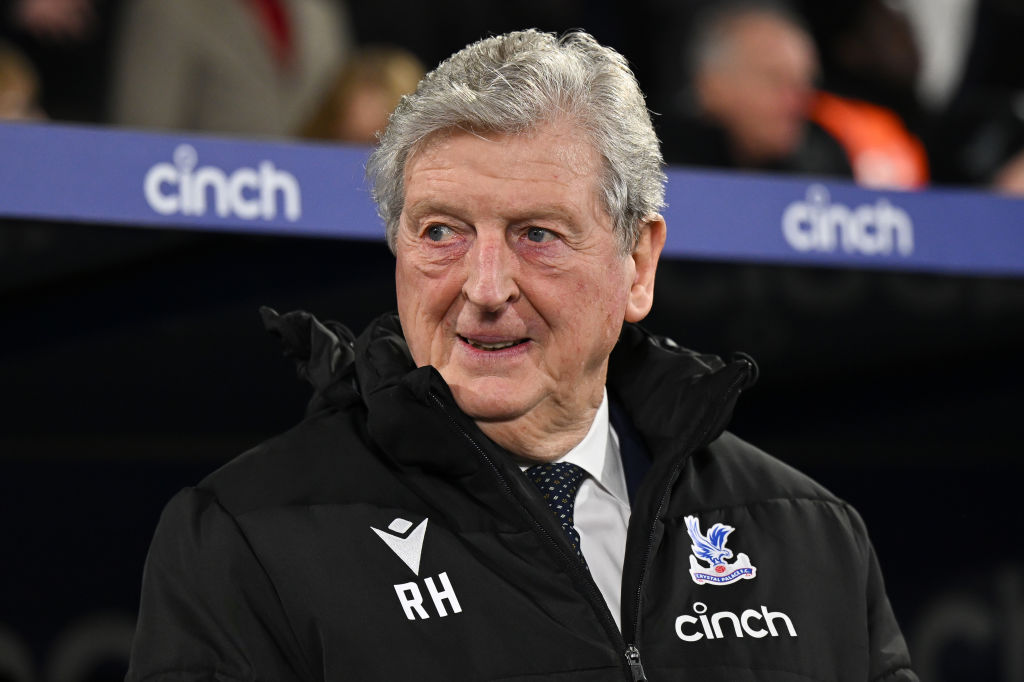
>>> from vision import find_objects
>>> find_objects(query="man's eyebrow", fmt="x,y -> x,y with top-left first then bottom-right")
403,201 -> 580,226
403,199 -> 462,218
508,207 -> 579,224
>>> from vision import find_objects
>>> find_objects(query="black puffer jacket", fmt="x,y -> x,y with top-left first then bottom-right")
126,311 -> 916,682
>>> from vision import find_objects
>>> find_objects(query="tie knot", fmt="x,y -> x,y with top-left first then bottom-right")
525,461 -> 587,501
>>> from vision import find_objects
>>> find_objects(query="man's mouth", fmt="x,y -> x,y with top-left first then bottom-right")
458,335 -> 529,351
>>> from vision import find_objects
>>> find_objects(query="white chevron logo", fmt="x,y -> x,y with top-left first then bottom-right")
372,517 -> 428,575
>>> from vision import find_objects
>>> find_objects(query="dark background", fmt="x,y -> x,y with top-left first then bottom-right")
1,216 -> 1022,682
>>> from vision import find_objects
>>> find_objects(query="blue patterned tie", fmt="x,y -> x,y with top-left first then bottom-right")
525,461 -> 588,562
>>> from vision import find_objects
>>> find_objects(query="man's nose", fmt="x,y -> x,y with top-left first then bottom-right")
463,232 -> 519,312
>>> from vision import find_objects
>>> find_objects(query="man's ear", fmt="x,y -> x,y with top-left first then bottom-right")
625,215 -> 667,323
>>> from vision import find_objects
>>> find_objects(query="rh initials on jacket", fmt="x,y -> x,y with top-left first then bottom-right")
126,311 -> 917,682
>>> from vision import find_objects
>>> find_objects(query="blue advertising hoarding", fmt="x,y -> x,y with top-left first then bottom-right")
1,121 -> 1022,276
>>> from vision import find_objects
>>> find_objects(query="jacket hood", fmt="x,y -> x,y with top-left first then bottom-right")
260,307 -> 363,414
608,323 -> 757,456
262,308 -> 757,457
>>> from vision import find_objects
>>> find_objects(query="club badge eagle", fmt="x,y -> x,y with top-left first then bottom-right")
685,515 -> 757,586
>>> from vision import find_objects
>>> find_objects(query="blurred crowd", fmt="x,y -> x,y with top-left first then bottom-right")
1,0 -> 1023,194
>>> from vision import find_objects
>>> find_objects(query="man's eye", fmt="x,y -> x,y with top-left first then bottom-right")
425,224 -> 453,242
525,227 -> 555,243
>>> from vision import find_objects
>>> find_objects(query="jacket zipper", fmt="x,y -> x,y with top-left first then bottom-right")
624,360 -> 754,671
427,391 -> 640,681
625,644 -> 646,681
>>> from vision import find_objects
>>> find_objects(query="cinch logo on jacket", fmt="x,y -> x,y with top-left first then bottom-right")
372,517 -> 463,621
675,601 -> 798,642
685,515 -> 757,586
144,144 -> 302,221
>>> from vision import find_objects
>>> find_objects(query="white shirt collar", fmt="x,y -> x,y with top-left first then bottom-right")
520,389 -> 628,505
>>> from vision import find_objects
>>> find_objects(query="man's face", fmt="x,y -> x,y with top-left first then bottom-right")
699,13 -> 818,163
394,121 -> 661,448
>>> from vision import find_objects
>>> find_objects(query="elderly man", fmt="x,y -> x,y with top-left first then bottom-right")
127,30 -> 916,681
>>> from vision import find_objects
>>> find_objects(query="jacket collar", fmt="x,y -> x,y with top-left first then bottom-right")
264,309 -> 757,475
607,323 -> 757,461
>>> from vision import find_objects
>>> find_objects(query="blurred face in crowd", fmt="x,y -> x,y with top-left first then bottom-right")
334,83 -> 394,143
394,120 -> 664,460
697,12 -> 818,163
0,77 -> 35,119
0,53 -> 41,121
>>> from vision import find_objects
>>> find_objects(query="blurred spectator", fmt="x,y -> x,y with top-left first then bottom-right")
1,0 -> 114,122
809,91 -> 929,188
803,0 -> 1024,196
11,0 -> 97,43
803,0 -> 921,113
299,46 -> 424,144
992,147 -> 1024,195
796,0 -> 930,188
918,0 -> 1024,192
0,40 -> 44,120
109,0 -> 353,137
659,1 -> 851,177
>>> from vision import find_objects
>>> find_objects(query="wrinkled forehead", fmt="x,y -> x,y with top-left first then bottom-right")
402,120 -> 608,202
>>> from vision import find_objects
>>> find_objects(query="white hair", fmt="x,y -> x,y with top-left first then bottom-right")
366,29 -> 666,254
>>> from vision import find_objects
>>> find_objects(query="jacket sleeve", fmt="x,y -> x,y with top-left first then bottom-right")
126,488 -> 313,682
851,508 -> 919,682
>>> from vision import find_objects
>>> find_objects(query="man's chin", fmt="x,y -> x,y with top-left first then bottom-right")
453,397 -> 532,424
447,379 -> 539,424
